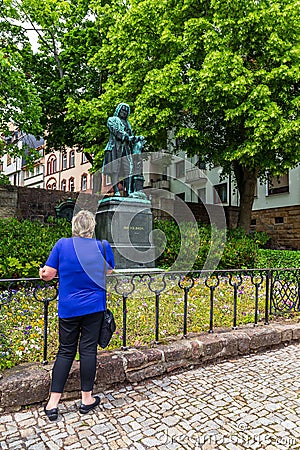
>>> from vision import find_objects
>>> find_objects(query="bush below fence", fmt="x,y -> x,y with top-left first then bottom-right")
0,268 -> 299,372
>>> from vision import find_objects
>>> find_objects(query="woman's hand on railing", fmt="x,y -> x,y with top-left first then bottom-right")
39,265 -> 57,281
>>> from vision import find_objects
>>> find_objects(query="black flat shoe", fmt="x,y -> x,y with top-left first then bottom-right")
44,405 -> 59,421
79,396 -> 100,414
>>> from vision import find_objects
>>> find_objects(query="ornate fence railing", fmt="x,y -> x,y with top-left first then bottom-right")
0,268 -> 299,365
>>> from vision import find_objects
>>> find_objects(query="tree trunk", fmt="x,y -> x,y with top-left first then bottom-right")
232,161 -> 258,233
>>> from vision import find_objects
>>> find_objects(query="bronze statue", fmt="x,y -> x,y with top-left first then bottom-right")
103,103 -> 146,197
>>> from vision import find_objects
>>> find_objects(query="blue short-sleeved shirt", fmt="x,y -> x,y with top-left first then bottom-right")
46,237 -> 115,319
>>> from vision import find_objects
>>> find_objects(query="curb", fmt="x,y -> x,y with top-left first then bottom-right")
1,322 -> 300,412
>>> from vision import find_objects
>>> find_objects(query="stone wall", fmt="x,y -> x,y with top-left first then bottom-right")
180,202 -> 300,249
1,323 -> 300,411
17,186 -> 78,221
0,185 -> 99,222
0,186 -> 18,218
174,201 -> 229,228
251,205 -> 300,250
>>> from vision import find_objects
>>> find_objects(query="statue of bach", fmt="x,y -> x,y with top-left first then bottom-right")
103,103 -> 146,197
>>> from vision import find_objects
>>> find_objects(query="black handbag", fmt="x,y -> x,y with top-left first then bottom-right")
98,308 -> 116,348
98,241 -> 116,348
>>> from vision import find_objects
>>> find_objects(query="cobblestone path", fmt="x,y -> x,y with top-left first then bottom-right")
1,344 -> 300,450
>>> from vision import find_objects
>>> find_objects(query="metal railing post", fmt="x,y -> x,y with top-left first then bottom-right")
183,287 -> 189,337
42,299 -> 50,365
122,294 -> 128,350
265,270 -> 270,325
155,293 -> 160,344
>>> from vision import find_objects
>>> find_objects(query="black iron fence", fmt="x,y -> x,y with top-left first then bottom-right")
0,268 -> 299,365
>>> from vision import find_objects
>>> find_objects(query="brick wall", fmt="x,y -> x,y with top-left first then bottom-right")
174,201 -> 228,227
160,200 -> 300,250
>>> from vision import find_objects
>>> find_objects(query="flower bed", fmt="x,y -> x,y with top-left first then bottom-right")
2,274 -> 293,371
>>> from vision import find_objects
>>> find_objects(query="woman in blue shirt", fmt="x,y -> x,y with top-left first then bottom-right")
40,210 -> 114,421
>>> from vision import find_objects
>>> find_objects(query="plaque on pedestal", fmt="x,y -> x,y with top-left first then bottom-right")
95,197 -> 155,269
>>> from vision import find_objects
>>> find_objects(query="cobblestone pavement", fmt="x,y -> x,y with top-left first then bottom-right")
1,344 -> 300,450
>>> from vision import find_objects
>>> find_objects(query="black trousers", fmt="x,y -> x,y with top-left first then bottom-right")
50,311 -> 104,393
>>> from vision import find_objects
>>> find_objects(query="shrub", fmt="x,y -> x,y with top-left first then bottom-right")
257,249 -> 300,269
153,219 -> 269,270
0,217 -> 72,278
219,228 -> 269,269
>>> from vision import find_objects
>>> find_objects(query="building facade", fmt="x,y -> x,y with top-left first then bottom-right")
1,137 -> 94,194
144,151 -> 300,249
2,134 -> 300,247
43,149 -> 93,194
1,131 -> 45,188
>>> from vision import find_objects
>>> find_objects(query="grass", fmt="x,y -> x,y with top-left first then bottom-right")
1,273 -> 299,371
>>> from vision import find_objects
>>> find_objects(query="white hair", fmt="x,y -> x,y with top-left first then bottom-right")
72,210 -> 96,238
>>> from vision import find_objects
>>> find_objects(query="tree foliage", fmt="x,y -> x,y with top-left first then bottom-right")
1,0 -> 299,231
77,0 -> 300,230
0,0 -> 43,155
1,0 -> 109,160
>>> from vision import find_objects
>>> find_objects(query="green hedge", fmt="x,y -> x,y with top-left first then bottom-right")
0,217 -> 72,278
153,219 -> 270,270
0,217 -> 298,279
256,249 -> 300,269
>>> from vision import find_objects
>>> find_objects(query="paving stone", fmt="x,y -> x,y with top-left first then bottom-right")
141,437 -> 163,446
2,344 -> 300,449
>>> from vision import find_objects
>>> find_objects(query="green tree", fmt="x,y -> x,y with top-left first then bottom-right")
0,0 -> 43,156
185,0 -> 300,231
1,0 -> 110,163
19,0 -> 112,160
77,0 -> 300,232
2,0 -> 299,234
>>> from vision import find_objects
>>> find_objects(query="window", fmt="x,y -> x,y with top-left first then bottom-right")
69,177 -> 74,192
7,155 -> 11,166
175,160 -> 185,178
268,173 -> 289,195
275,217 -> 284,224
82,153 -> 88,164
62,153 -> 67,170
90,174 -> 93,190
104,175 -> 111,186
197,188 -> 206,203
69,151 -> 75,168
47,156 -> 57,175
81,174 -> 87,191
61,179 -> 66,191
214,183 -> 228,204
46,178 -> 57,190
162,166 -> 168,181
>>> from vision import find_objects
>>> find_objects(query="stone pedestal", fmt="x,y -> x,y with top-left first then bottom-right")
95,197 -> 155,269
